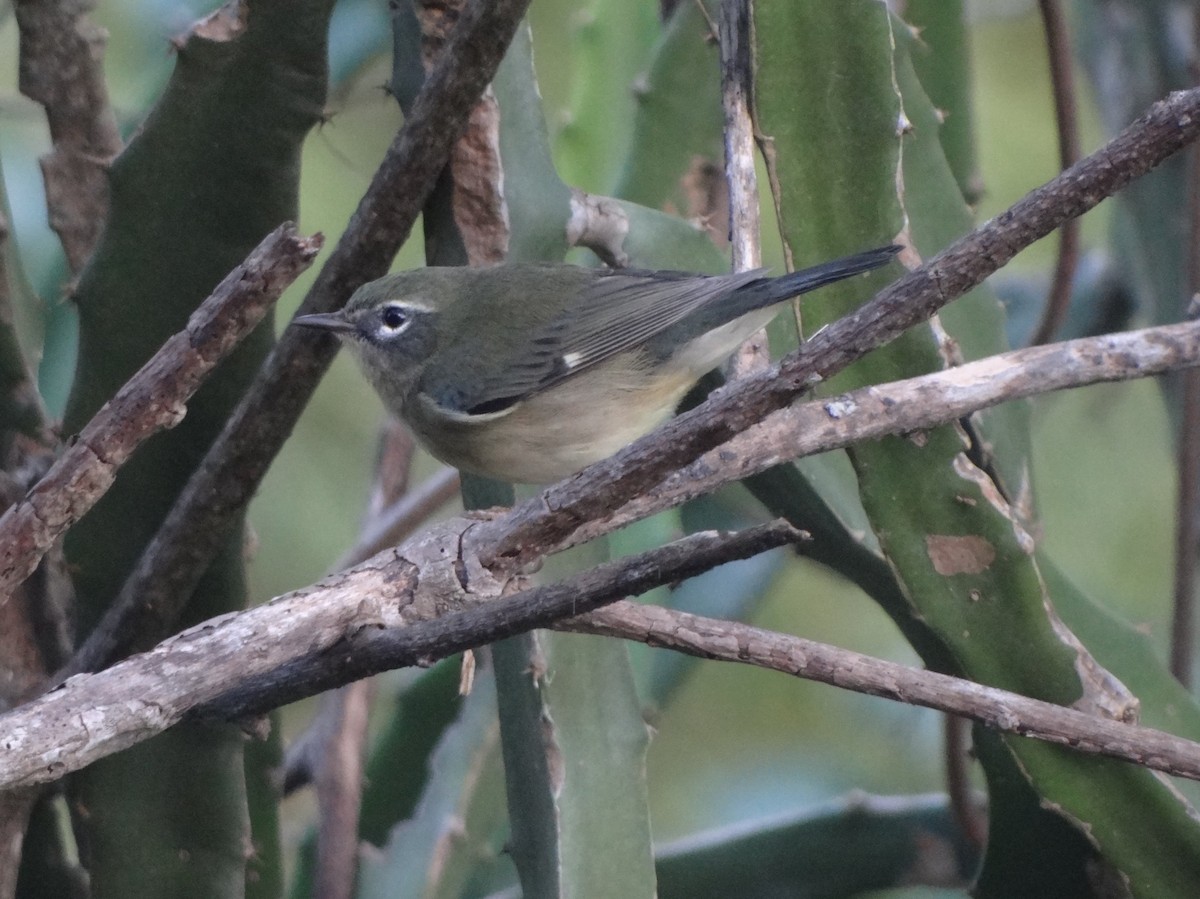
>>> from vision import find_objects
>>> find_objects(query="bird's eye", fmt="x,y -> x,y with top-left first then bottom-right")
380,305 -> 408,331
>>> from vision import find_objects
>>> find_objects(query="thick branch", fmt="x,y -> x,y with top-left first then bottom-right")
0,224 -> 321,606
62,0 -> 532,675
8,505 -> 1200,790
0,522 -> 799,788
560,602 -> 1200,780
478,86 -> 1200,566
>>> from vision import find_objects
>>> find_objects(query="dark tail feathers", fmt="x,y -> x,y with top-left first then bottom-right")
754,244 -> 902,304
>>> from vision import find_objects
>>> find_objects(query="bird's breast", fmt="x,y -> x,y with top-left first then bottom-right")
404,354 -> 697,484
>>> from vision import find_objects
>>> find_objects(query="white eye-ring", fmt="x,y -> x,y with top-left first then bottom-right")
379,303 -> 410,333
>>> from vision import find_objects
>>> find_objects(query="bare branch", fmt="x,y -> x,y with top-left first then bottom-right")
1175,357 -> 1200,685
943,715 -> 986,849
496,317 -> 1200,557
559,602 -> 1200,781
0,522 -> 800,788
309,422 -> 418,897
1029,0 -> 1082,347
478,86 -> 1200,567
10,504 -> 1200,793
0,225 -> 320,609
15,0 -> 122,274
1171,9 -> 1200,685
312,681 -> 374,899
719,0 -> 759,273
60,0 -> 533,675
336,466 -> 460,570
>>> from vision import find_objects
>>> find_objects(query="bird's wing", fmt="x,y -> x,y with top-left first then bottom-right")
427,268 -> 767,416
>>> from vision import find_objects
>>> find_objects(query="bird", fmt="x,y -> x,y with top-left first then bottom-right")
293,245 -> 900,484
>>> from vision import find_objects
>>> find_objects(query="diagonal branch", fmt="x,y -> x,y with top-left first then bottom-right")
8,495 -> 1200,791
0,224 -> 321,607
478,86 -> 1200,566
558,603 -> 1200,779
0,521 -> 802,788
558,317 -> 1200,550
61,0 -> 533,676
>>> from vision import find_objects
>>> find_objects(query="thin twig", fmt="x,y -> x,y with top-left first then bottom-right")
336,466 -> 461,570
1170,10 -> 1200,686
0,225 -> 321,608
1029,0 -> 1082,346
559,602 -> 1200,781
0,522 -> 802,787
477,86 -> 1200,567
309,423 -> 420,897
312,681 -> 374,899
1173,369 -> 1200,684
943,715 -> 986,849
60,0 -> 533,676
14,0 -> 122,274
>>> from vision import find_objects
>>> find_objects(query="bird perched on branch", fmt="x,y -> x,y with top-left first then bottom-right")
294,245 -> 900,484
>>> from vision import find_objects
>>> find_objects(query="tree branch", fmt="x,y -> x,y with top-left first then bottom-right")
477,86 -> 1200,567
0,224 -> 321,608
1170,8 -> 1200,685
490,317 -> 1200,557
0,522 -> 800,788
558,602 -> 1200,780
1029,0 -> 1082,346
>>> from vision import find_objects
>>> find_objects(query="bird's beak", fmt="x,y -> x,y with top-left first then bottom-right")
292,312 -> 357,334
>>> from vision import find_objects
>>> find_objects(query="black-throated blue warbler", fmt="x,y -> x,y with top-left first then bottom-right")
293,245 -> 899,484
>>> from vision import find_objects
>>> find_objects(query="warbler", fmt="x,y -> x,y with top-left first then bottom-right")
294,246 -> 899,483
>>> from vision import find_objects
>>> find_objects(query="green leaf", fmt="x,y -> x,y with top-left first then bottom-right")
752,3 -> 1200,895
554,0 -> 660,192
900,0 -> 982,206
356,670 -> 508,899
655,793 -> 979,898
610,0 -> 723,212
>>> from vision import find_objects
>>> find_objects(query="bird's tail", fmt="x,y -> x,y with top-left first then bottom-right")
754,244 -> 902,305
